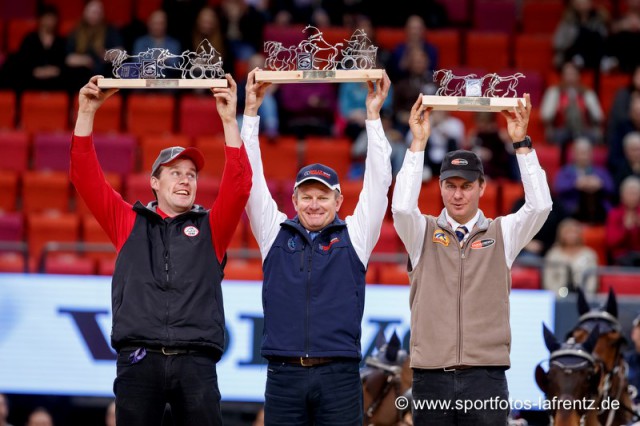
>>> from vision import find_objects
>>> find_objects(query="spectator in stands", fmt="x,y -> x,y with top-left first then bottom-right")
414,109 -> 465,182
393,47 -> 436,133
218,0 -> 265,61
0,394 -> 13,426
544,218 -> 599,295
132,9 -> 180,54
340,81 -> 393,141
604,0 -> 640,73
237,54 -> 279,138
554,138 -> 614,224
105,401 -> 115,426
13,5 -> 67,91
468,112 -> 519,181
625,313 -> 640,402
65,0 -> 123,92
552,0 -> 609,71
389,15 -> 438,80
269,0 -> 331,27
609,93 -> 640,171
25,407 -> 53,426
70,74 -> 251,425
613,132 -> 640,195
189,6 -> 231,73
540,61 -> 604,160
241,68 -> 392,425
606,176 -> 640,266
606,65 -> 640,145
352,109 -> 405,178
163,0 -> 206,51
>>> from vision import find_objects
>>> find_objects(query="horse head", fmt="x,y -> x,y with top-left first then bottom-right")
536,323 -> 601,426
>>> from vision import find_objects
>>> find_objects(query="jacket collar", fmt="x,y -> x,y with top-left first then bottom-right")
436,209 -> 491,232
282,215 -> 347,242
133,201 -> 207,221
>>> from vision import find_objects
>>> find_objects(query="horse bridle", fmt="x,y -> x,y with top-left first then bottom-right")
363,356 -> 406,424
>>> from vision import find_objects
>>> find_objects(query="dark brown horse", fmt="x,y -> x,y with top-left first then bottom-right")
361,331 -> 412,426
536,323 -> 601,426
571,288 -> 635,426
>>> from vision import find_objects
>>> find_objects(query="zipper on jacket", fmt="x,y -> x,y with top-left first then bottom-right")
457,231 -> 464,366
304,248 -> 312,357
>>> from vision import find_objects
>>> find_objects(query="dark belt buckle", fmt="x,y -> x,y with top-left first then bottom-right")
300,357 -> 312,367
162,347 -> 180,356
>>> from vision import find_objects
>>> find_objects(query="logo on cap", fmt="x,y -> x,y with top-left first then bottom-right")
305,170 -> 331,179
451,159 -> 469,166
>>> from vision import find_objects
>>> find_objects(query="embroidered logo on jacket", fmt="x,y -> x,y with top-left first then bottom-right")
471,239 -> 495,249
183,226 -> 199,237
288,237 -> 296,250
433,229 -> 450,246
320,237 -> 340,251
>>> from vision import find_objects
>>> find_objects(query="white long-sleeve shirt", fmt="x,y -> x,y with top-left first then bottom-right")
392,149 -> 553,269
242,115 -> 393,265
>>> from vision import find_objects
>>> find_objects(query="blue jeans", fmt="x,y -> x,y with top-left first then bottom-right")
114,349 -> 222,426
412,367 -> 509,426
265,360 -> 363,426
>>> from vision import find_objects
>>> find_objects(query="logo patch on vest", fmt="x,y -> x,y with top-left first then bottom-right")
433,229 -> 450,246
183,226 -> 199,237
288,237 -> 296,250
320,237 -> 339,251
471,239 -> 495,249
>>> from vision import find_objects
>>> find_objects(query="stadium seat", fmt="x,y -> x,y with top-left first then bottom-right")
473,0 -> 518,34
317,26 -> 351,45
374,27 -> 404,51
102,0 -> 134,27
42,0 -> 84,21
6,18 -> 36,53
498,68 -> 545,106
20,91 -> 69,133
0,252 -> 27,273
510,266 -> 541,289
80,214 -> 117,263
0,130 -> 29,172
521,0 -> 565,34
479,182 -> 499,219
139,133 -> 192,172
337,179 -> 363,219
465,32 -> 510,69
535,145 -> 561,184
223,259 -> 263,281
136,0 -> 162,21
125,173 -> 154,205
373,220 -> 402,254
0,91 -> 16,128
303,136 -> 352,181
429,30 -> 461,69
417,180 -> 444,217
0,171 -> 18,212
499,180 -> 524,215
194,135 -> 227,178
75,93 -> 123,133
599,73 -> 631,117
27,211 -> 80,262
98,257 -> 116,276
438,0 -> 471,26
179,94 -> 224,138
44,253 -> 96,275
262,24 -> 306,48
194,175 -> 220,208
528,107 -> 545,144
262,136 -> 300,181
378,263 -> 410,285
93,133 -> 137,176
33,132 -> 71,171
366,264 -> 379,284
582,225 -> 607,265
126,93 -> 176,137
599,271 -> 640,295
22,170 -> 70,213
0,211 -> 23,241
514,34 -> 554,75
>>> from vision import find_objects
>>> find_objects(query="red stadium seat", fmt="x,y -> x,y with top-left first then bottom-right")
500,181 -> 524,216
429,30 -> 461,69
438,0 -> 471,26
98,257 -> 116,276
0,211 -> 23,241
136,0 -> 162,21
303,137 -> 351,181
194,175 -> 220,208
521,0 -> 564,34
74,172 -> 123,215
480,182 -> 498,219
262,136 -> 300,181
33,132 -> 71,172
465,32 -> 510,69
179,94 -> 224,138
378,263 -> 410,285
417,180 -> 444,217
224,259 -> 263,281
22,170 -> 70,213
74,93 -> 123,133
374,27 -> 404,51
6,18 -> 36,53
473,0 -> 518,34
0,171 -> 18,212
373,220 -> 402,254
511,267 -> 541,289
27,212 -> 80,262
126,93 -> 176,137
139,134 -> 192,172
0,252 -> 27,272
262,24 -> 306,49
582,225 -> 607,265
102,0 -> 134,27
20,91 -> 69,132
514,34 -> 554,75
599,272 -> 640,295
93,133 -> 137,176
125,173 -> 154,205
44,253 -> 96,275
535,145 -> 561,184
600,73 -> 631,117
0,91 -> 16,129
337,179 -> 363,219
0,130 -> 29,172
194,135 -> 227,178
43,0 -> 84,21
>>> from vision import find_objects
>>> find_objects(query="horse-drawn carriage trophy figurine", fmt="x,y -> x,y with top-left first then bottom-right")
423,69 -> 526,111
255,25 -> 383,83
97,40 -> 228,89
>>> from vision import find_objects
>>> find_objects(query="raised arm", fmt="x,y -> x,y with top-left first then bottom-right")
242,68 -> 286,259
500,94 -> 553,267
74,75 -> 119,136
391,95 -> 431,268
209,74 -> 253,262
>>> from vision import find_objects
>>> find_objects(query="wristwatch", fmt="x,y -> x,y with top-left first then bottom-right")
512,136 -> 532,150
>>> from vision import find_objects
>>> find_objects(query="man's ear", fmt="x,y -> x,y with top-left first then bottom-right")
150,176 -> 159,192
335,192 -> 344,211
291,192 -> 299,212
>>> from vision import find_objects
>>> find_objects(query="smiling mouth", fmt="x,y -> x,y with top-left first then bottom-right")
175,190 -> 190,196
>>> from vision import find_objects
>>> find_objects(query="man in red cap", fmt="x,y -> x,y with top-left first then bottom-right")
70,74 -> 251,425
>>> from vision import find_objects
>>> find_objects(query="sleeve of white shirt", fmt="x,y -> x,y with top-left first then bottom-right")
391,149 -> 427,269
241,115 -> 287,262
345,119 -> 393,266
501,149 -> 553,268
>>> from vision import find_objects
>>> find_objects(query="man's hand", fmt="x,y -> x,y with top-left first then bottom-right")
365,70 -> 390,120
244,67 -> 272,117
408,94 -> 431,152
500,93 -> 531,144
77,75 -> 118,115
212,74 -> 238,123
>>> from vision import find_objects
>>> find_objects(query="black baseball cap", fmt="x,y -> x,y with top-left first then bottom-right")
439,150 -> 484,182
151,146 -> 205,176
294,163 -> 341,192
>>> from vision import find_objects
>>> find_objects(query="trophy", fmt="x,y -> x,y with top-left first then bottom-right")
97,40 -> 228,89
256,25 -> 383,83
422,70 -> 525,111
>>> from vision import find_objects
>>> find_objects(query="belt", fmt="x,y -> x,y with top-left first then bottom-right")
268,356 -> 339,367
442,365 -> 474,371
121,346 -> 210,356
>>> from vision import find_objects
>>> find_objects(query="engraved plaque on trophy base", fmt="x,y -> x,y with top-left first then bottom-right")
255,69 -> 384,83
97,78 -> 228,89
422,95 -> 524,112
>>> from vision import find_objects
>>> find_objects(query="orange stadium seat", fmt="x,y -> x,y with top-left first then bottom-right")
194,135 -> 227,178
22,170 -> 70,213
429,30 -> 461,69
417,180 -> 445,217
303,136 -> 351,180
20,91 -> 69,132
126,93 -> 176,137
262,136 -> 300,181
27,212 -> 80,262
378,263 -> 410,285
521,0 -> 564,34
80,215 -> 117,263
0,91 -> 16,129
479,182 -> 498,218
179,94 -> 224,138
500,180 -> 524,215
44,253 -> 96,275
140,133 -> 192,172
75,92 -> 123,133
582,225 -> 607,265
473,0 -> 518,34
0,130 -> 29,172
6,18 -> 36,53
0,171 -> 19,212
514,34 -> 554,75
374,27 -> 404,51
337,179 -> 363,218
465,32 -> 510,69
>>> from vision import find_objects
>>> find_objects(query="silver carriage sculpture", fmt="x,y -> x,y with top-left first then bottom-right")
263,26 -> 378,71
433,69 -> 526,98
104,40 -> 225,79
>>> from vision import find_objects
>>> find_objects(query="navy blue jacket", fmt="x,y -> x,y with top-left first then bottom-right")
111,202 -> 226,360
261,216 -> 366,359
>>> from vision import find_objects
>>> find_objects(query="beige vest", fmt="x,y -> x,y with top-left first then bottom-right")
408,211 -> 511,369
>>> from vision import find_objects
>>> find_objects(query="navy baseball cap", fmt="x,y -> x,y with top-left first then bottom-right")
151,146 -> 205,176
439,150 -> 484,182
294,163 -> 341,192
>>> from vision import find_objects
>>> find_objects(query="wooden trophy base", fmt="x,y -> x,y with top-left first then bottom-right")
422,95 -> 524,112
97,78 -> 228,89
255,69 -> 383,83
